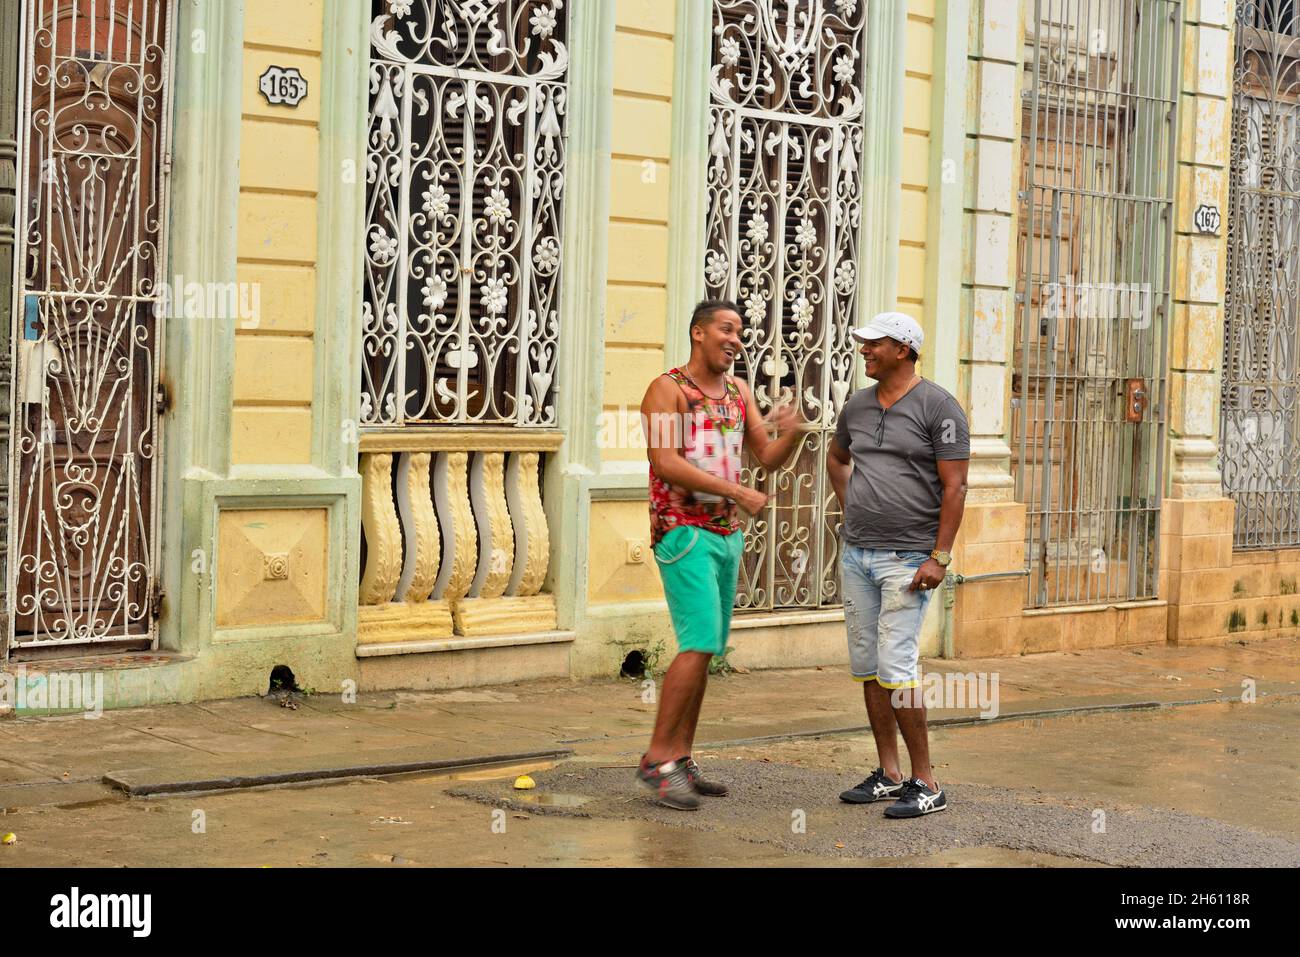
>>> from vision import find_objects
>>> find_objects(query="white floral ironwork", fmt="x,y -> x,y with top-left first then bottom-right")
364,0 -> 568,426
705,0 -> 866,610
9,0 -> 175,645
1222,2 -> 1300,548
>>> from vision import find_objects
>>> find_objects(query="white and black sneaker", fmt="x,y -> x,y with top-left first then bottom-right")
883,777 -> 947,818
839,767 -> 906,804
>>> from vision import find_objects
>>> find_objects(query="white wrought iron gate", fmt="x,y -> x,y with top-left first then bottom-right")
1012,0 -> 1180,608
7,0 -> 174,649
363,0 -> 566,427
704,0 -> 866,612
1222,2 -> 1300,548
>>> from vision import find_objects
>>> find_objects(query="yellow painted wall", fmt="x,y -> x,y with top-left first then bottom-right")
232,0 -> 324,465
588,0 -> 677,606
602,0 -> 675,464
900,0 -> 934,362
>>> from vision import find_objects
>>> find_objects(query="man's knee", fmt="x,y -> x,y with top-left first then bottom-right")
672,650 -> 714,672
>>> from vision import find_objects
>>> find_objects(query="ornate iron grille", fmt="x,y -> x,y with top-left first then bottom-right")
1,0 -> 19,649
363,0 -> 567,427
1222,1 -> 1300,548
8,0 -> 174,646
1012,0 -> 1179,608
704,0 -> 866,611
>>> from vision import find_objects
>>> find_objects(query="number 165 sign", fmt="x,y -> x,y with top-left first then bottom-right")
258,65 -> 308,107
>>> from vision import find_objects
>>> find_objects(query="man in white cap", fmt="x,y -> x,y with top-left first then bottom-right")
826,310 -> 969,817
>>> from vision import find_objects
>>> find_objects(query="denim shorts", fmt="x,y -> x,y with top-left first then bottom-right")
840,546 -> 934,689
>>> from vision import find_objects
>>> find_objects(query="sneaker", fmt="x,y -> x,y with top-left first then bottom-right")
883,778 -> 947,818
839,767 -> 906,804
636,756 -> 701,810
682,757 -> 728,797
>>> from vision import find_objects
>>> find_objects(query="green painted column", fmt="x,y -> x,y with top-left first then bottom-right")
161,0 -> 245,659
545,0 -> 616,635
664,0 -> 714,364
859,0 -> 908,390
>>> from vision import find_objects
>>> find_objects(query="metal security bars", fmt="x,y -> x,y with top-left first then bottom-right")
1222,1 -> 1300,548
363,0 -> 568,427
7,0 -> 175,646
1012,0 -> 1180,608
704,0 -> 867,611
1,0 -> 19,647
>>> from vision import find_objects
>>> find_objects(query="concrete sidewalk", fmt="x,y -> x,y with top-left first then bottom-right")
1,637 -> 1297,810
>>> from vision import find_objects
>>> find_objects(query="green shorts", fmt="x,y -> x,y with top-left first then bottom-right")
653,525 -> 744,656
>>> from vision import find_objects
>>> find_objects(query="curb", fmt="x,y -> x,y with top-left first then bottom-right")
103,748 -> 575,798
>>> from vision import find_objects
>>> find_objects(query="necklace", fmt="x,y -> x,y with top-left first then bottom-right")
679,366 -> 729,402
878,374 -> 921,410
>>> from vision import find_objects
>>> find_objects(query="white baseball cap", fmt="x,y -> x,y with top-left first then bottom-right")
850,311 -> 924,353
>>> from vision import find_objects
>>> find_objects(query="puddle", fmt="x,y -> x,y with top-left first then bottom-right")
441,760 -> 557,783
512,792 -> 591,808
53,797 -> 122,811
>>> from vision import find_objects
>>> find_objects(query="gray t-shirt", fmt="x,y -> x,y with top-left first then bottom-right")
831,378 -> 970,551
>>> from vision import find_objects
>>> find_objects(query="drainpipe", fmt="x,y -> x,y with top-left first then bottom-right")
940,567 -> 1031,659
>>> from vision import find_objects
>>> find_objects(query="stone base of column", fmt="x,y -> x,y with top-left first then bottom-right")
452,594 -> 558,637
1161,497 -> 1240,645
1169,438 -> 1224,500
357,600 -> 456,645
965,436 -> 1016,505
949,500 -> 1027,657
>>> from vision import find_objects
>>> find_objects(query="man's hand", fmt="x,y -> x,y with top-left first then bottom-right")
733,485 -> 768,517
739,381 -> 804,470
767,399 -> 801,436
908,559 -> 946,592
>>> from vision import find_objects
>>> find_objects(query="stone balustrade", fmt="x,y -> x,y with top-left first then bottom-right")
356,429 -> 561,646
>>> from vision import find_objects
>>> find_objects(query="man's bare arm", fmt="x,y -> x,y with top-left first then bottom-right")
933,458 -> 969,554
736,378 -> 804,470
827,436 -> 851,510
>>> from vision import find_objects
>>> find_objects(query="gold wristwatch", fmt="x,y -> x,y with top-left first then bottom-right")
930,550 -> 952,567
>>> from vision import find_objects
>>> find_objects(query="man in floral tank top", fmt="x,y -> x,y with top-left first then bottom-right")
634,299 -> 805,810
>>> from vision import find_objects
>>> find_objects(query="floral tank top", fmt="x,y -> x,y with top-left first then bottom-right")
648,368 -> 746,547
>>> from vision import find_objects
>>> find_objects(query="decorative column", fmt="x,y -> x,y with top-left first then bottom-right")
1162,0 -> 1236,643
961,0 -> 1020,504
1169,1 -> 1232,500
947,0 -> 1030,659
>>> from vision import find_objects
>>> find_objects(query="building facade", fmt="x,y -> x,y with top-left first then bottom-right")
0,0 -> 1292,712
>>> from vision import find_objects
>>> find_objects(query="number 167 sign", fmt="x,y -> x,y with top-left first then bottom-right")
258,65 -> 308,107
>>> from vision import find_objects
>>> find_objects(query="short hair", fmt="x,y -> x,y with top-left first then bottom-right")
906,346 -> 919,362
689,299 -> 741,337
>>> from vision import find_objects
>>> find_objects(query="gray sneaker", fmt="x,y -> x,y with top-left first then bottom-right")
636,756 -> 701,810
682,757 -> 728,797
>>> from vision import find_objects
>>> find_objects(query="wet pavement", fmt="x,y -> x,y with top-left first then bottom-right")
446,699 -> 1300,868
1,696 -> 1296,867
0,638 -> 1297,867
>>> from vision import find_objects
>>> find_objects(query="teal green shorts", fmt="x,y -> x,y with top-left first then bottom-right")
653,525 -> 744,656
